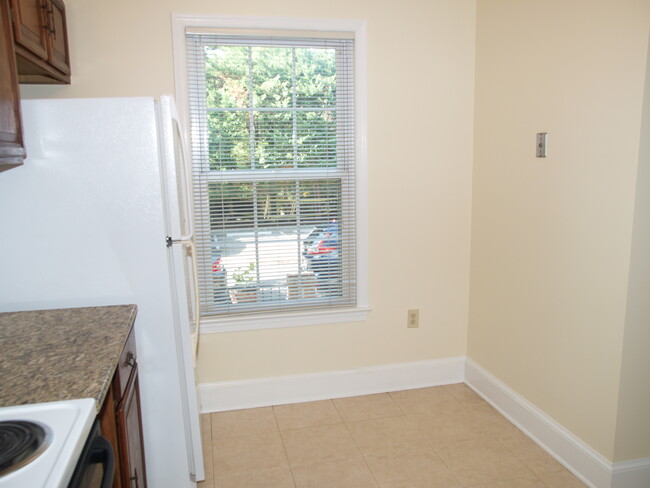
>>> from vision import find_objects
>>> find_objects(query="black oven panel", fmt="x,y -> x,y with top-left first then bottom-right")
67,420 -> 114,488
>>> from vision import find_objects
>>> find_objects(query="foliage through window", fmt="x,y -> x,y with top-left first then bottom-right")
186,33 -> 357,318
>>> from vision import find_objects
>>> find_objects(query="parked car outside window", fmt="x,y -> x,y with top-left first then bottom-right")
302,220 -> 341,295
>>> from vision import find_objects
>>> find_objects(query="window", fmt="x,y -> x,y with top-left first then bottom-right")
175,16 -> 368,331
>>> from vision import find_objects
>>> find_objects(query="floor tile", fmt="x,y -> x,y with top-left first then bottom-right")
292,457 -> 378,488
200,413 -> 214,485
538,470 -> 587,487
347,415 -> 429,456
333,393 -> 403,422
212,432 -> 289,478
213,467 -> 295,488
466,478 -> 548,488
443,383 -> 488,406
274,400 -> 342,430
435,438 -> 536,486
281,423 -> 360,467
364,447 -> 461,488
469,403 -> 521,437
201,412 -> 212,441
210,407 -> 278,439
200,386 -> 588,488
498,430 -> 565,475
417,406 -> 493,449
389,386 -> 460,415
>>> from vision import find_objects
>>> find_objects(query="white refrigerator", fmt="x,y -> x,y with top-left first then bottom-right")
0,96 -> 204,487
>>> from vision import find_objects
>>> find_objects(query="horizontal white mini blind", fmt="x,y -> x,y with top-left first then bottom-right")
186,32 -> 356,318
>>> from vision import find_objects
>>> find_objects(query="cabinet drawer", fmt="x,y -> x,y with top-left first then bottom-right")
113,328 -> 137,401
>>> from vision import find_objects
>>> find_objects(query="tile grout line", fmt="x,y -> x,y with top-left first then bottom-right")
418,391 -> 470,488
272,404 -> 299,488
387,390 -> 409,416
333,399 -> 383,487
202,413 -> 214,488
419,395 -> 547,488
395,390 -> 466,487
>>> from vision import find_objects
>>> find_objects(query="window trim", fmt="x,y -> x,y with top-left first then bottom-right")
172,14 -> 369,332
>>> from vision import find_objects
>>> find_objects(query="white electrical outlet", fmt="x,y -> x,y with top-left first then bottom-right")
407,309 -> 419,328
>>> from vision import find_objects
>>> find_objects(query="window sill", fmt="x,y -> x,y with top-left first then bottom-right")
199,306 -> 372,333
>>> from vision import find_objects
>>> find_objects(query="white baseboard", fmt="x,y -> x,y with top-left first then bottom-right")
611,459 -> 650,488
199,356 -> 465,412
465,358 -> 650,488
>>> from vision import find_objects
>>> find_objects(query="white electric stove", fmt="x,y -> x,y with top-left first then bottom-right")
0,399 -> 96,488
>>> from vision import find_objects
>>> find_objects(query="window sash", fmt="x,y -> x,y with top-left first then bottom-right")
186,32 -> 356,319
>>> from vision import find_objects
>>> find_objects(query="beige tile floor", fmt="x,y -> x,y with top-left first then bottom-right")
197,384 -> 587,488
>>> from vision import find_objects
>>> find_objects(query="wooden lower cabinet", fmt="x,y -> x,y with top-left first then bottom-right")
99,328 -> 148,488
116,369 -> 147,488
98,386 -> 122,488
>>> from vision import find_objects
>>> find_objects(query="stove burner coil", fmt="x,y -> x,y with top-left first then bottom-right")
0,420 -> 51,477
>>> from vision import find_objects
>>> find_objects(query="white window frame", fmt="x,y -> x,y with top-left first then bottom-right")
172,14 -> 369,332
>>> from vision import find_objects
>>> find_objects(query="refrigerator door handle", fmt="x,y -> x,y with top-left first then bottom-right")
165,234 -> 200,365
184,238 -> 201,365
170,102 -> 195,243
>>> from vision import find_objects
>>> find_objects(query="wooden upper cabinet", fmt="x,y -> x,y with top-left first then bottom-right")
0,0 -> 25,170
46,0 -> 69,74
11,0 -> 47,59
0,0 -> 71,169
9,0 -> 71,83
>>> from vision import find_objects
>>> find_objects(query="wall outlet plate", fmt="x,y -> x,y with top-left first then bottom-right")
407,309 -> 419,328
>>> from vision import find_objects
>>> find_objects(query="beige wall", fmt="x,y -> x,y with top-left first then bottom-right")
613,32 -> 650,463
23,0 -> 476,382
469,0 -> 650,462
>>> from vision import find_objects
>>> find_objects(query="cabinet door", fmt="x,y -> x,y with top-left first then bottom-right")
1,0 -> 25,168
45,0 -> 69,74
117,370 -> 148,488
9,0 -> 48,60
98,386 -> 123,488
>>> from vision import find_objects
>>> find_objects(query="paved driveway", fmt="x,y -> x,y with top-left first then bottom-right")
220,225 -> 315,288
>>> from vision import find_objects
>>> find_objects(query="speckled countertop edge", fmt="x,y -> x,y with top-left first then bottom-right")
0,305 -> 137,411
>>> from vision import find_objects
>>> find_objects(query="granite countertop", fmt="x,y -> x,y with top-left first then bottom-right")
0,304 -> 137,411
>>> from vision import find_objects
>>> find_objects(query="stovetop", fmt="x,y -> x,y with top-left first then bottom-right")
0,420 -> 51,476
0,399 -> 95,488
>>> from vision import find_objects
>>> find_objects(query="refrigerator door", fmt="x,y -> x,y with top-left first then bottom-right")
157,95 -> 205,482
